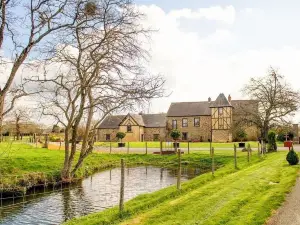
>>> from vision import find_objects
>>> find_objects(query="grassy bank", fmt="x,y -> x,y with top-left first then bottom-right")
0,142 -> 229,192
94,141 -> 283,148
65,152 -> 299,225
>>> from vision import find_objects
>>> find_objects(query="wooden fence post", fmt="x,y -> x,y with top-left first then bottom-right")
257,142 -> 260,156
110,142 -> 112,154
119,159 -> 125,214
145,142 -> 148,155
160,141 -> 163,155
127,142 -> 129,154
44,134 -> 49,149
212,147 -> 215,176
188,141 -> 190,154
247,145 -> 250,163
234,144 -> 237,169
177,148 -> 181,190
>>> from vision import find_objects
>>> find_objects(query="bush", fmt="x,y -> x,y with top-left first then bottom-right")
49,135 -> 61,142
170,129 -> 181,140
267,130 -> 277,152
116,132 -> 126,142
277,131 -> 294,142
235,128 -> 247,142
286,149 -> 299,165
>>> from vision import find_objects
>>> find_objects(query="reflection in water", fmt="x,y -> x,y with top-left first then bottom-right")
0,166 -> 202,225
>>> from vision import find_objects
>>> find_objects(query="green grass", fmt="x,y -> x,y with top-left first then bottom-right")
94,141 -> 284,148
64,152 -> 299,225
0,142 -> 220,191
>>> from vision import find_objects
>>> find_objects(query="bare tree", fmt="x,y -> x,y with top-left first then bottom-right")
240,67 -> 300,140
0,0 -> 95,139
9,107 -> 31,140
30,0 -> 165,180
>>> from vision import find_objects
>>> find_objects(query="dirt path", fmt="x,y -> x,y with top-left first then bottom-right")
267,177 -> 300,225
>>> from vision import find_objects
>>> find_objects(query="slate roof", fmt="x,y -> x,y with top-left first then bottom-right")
142,114 -> 167,127
99,113 -> 166,129
209,93 -> 232,108
167,101 -> 212,117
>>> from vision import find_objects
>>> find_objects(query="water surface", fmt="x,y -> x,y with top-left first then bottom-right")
0,166 -> 202,225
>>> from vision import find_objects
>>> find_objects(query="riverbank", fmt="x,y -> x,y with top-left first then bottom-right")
65,152 -> 299,225
0,142 -> 224,193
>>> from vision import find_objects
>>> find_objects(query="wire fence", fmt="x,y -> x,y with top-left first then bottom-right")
0,173 -> 83,210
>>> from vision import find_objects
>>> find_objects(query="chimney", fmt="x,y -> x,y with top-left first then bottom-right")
228,94 -> 232,103
208,97 -> 211,103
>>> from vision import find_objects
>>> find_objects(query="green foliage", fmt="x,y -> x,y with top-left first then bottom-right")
236,128 -> 247,142
170,129 -> 181,140
49,135 -> 61,142
277,131 -> 294,142
116,132 -> 126,142
286,149 -> 299,165
267,130 -> 277,152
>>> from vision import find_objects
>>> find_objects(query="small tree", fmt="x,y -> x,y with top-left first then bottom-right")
236,128 -> 247,142
170,129 -> 181,141
116,132 -> 126,143
286,148 -> 299,165
267,130 -> 277,152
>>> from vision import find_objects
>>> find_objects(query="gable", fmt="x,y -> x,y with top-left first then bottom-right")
120,115 -> 140,126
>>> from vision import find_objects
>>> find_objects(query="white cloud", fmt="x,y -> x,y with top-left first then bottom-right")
137,5 -> 300,123
168,5 -> 236,24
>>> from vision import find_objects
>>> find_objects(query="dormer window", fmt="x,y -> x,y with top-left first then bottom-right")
127,125 -> 132,132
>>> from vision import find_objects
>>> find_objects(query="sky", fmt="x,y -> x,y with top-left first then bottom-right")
127,0 -> 300,123
2,0 -> 300,124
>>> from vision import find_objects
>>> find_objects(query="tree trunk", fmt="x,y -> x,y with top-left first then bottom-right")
16,117 -> 20,140
61,129 -> 71,180
0,94 -> 5,142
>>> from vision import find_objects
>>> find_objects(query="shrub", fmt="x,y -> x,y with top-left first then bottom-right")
49,135 -> 61,142
170,129 -> 181,141
235,128 -> 247,142
267,130 -> 277,152
286,149 -> 299,165
116,132 -> 126,143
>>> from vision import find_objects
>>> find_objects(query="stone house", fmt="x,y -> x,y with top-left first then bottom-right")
97,93 -> 259,142
97,113 -> 166,142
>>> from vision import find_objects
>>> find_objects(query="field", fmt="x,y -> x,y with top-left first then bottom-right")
65,151 -> 299,225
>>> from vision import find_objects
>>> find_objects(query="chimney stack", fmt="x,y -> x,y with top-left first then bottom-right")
208,97 -> 211,103
228,94 -> 232,103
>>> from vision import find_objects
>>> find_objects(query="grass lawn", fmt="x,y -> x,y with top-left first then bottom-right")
0,142 -> 225,190
65,151 -> 299,225
94,141 -> 284,148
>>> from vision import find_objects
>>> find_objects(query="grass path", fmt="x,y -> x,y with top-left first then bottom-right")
65,152 -> 299,225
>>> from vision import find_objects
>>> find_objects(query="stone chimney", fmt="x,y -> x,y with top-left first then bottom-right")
208,97 -> 211,103
228,94 -> 232,103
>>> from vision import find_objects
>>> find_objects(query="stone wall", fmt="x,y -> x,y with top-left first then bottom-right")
119,125 -> 144,142
166,116 -> 211,141
97,128 -> 119,141
212,130 -> 232,143
144,127 -> 166,141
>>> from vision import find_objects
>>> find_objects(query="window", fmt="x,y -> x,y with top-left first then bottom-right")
153,134 -> 159,141
194,118 -> 200,127
105,134 -> 111,141
182,118 -> 188,127
182,132 -> 188,141
218,108 -> 223,115
127,125 -> 132,132
172,120 -> 177,129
